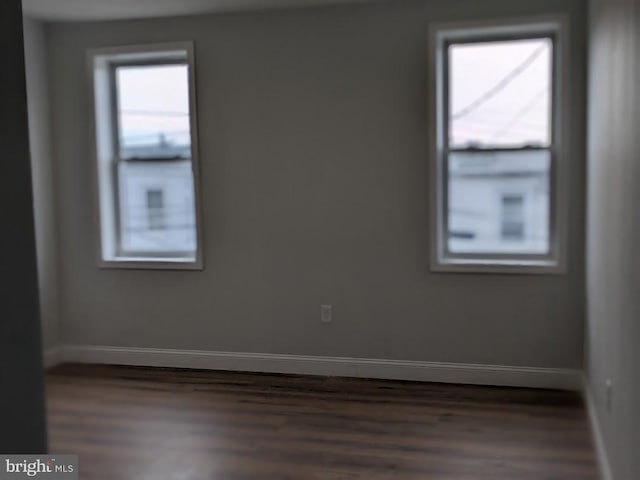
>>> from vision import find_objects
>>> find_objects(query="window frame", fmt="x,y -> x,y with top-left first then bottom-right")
428,17 -> 569,274
88,42 -> 204,270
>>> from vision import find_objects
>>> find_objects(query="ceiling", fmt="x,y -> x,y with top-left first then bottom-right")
22,0 -> 374,22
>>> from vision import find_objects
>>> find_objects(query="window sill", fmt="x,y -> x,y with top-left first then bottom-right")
431,257 -> 565,275
98,257 -> 203,271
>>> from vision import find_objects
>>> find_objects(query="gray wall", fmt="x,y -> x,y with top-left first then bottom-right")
47,0 -> 587,368
24,18 -> 60,352
586,0 -> 640,478
0,0 -> 47,453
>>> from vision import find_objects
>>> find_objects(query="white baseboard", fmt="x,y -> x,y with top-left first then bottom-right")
582,376 -> 614,480
45,344 -> 582,390
43,346 -> 63,369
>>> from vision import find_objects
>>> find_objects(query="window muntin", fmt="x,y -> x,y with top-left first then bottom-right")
434,26 -> 561,270
91,45 -> 201,267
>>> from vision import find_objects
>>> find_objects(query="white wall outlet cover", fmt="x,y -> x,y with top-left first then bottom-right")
321,305 -> 333,323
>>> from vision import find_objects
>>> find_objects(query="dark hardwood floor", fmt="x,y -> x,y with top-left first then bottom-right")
46,364 -> 598,480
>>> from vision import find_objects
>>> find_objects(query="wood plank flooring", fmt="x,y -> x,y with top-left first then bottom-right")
46,364 -> 598,480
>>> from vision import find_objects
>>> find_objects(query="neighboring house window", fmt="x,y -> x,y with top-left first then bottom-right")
431,19 -> 567,273
146,189 -> 165,231
501,194 -> 525,241
89,43 -> 202,268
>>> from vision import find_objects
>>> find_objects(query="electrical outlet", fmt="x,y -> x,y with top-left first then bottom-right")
321,305 -> 332,323
605,379 -> 613,412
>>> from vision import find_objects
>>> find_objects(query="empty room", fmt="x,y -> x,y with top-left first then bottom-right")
1,0 -> 638,478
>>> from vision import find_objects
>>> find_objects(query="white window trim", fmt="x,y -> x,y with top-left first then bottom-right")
87,42 -> 204,271
428,16 -> 570,275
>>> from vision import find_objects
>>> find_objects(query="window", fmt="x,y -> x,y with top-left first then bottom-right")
90,43 -> 202,268
431,20 -> 567,273
501,194 -> 525,241
146,189 -> 165,231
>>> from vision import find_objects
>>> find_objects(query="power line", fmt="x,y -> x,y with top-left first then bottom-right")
121,131 -> 190,141
121,109 -> 189,117
454,109 -> 546,127
491,85 -> 548,142
454,120 -> 545,134
451,45 -> 547,121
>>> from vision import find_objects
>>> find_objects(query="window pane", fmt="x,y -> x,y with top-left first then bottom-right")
116,64 -> 191,159
115,63 -> 196,257
449,38 -> 552,149
119,161 -> 196,254
447,150 -> 550,254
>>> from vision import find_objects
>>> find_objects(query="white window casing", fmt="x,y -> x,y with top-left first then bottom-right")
428,16 -> 570,274
88,42 -> 204,270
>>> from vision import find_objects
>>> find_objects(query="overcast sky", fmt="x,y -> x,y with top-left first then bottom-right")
115,39 -> 552,150
450,37 -> 552,148
117,64 -> 191,147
